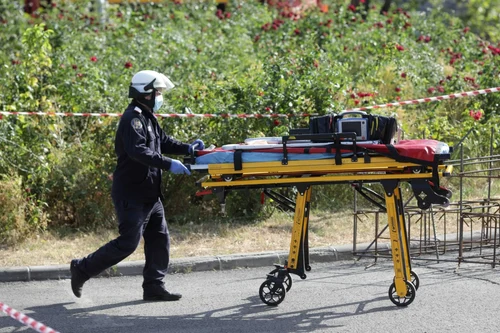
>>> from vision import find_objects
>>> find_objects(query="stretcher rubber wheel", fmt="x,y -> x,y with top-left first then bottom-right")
306,265 -> 311,271
259,280 -> 286,306
222,174 -> 233,182
410,270 -> 420,290
268,268 -> 293,292
388,281 -> 416,307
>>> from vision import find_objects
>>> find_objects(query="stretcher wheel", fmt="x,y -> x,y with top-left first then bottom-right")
222,174 -> 233,182
388,281 -> 416,307
410,270 -> 420,290
268,268 -> 293,292
305,265 -> 311,271
259,280 -> 286,306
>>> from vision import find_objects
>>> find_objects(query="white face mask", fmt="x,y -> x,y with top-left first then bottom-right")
153,95 -> 163,112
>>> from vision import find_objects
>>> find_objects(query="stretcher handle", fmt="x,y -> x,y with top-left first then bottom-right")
337,111 -> 367,118
187,142 -> 201,167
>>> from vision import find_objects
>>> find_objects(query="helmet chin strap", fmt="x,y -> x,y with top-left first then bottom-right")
136,90 -> 156,112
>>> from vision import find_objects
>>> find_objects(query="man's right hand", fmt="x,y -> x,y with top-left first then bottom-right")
169,159 -> 191,175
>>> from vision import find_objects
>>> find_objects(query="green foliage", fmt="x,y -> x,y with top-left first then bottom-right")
0,173 -> 49,245
0,0 -> 499,241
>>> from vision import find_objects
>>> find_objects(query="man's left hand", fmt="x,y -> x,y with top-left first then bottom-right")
189,139 -> 205,154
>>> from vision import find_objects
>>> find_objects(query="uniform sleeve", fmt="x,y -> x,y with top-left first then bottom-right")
122,116 -> 174,170
159,129 -> 190,155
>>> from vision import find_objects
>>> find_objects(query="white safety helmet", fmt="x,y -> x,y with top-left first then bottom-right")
128,70 -> 175,99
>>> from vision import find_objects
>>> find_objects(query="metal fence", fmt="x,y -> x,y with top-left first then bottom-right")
352,131 -> 500,268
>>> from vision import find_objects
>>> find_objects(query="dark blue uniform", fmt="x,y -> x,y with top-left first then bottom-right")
74,102 -> 190,290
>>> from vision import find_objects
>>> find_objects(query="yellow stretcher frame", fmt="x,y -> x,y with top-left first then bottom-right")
191,140 -> 453,307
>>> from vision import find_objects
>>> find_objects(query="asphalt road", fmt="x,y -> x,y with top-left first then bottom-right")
1,257 -> 500,333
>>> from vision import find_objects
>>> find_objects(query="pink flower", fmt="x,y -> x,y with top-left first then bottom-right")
469,110 -> 482,121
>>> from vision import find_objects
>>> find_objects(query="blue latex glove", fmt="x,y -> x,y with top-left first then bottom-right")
169,159 -> 191,175
189,139 -> 205,154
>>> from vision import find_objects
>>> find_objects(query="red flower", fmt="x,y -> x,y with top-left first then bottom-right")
11,59 -> 21,65
469,110 -> 482,121
273,120 -> 281,126
117,11 -> 123,18
348,4 -> 356,12
265,107 -> 272,112
463,27 -> 470,34
401,72 -> 407,78
72,64 -> 78,70
124,61 -> 133,69
437,85 -> 445,93
254,35 -> 260,42
395,87 -> 401,93
396,44 -> 405,51
427,87 -> 435,94
90,56 -> 97,62
294,29 -> 300,35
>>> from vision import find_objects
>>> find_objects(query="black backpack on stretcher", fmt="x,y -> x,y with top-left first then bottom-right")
308,111 -> 398,144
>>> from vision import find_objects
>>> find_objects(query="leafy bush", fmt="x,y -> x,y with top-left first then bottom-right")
0,173 -> 48,245
0,0 -> 499,242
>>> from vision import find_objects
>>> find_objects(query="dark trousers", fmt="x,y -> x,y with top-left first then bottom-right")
77,198 -> 170,289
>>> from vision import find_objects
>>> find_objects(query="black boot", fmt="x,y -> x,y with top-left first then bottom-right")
70,259 -> 89,298
143,285 -> 182,302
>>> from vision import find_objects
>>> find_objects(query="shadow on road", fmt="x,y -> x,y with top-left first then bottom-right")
1,295 -> 400,333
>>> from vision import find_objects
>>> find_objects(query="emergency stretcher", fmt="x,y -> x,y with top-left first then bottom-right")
185,132 -> 453,307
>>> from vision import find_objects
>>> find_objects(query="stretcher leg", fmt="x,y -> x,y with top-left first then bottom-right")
259,185 -> 312,306
287,185 -> 312,278
382,180 -> 417,306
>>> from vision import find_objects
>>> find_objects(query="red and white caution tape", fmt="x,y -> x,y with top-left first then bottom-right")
0,301 -> 60,333
342,86 -> 500,113
1,86 -> 499,119
0,111 -> 314,119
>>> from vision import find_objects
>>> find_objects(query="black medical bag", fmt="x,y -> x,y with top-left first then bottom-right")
307,111 -> 398,144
